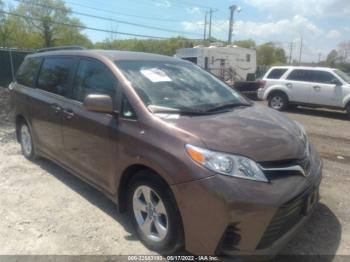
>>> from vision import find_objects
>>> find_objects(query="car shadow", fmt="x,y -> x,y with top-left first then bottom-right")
274,203 -> 341,261
286,106 -> 348,121
35,157 -> 138,242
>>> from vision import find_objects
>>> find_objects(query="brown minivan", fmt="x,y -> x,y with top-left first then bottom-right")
10,47 -> 322,258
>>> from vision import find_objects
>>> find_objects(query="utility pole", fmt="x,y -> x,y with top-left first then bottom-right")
228,6 -> 235,44
208,8 -> 213,40
299,36 -> 303,64
289,42 -> 293,64
228,5 -> 241,45
203,12 -> 207,41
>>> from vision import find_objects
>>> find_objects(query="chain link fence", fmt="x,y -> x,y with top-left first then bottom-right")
0,48 -> 34,87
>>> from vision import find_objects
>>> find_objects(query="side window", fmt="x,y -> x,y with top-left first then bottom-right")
72,59 -> 117,103
121,96 -> 137,119
246,54 -> 251,62
287,69 -> 313,82
37,57 -> 74,96
312,71 -> 339,84
266,68 -> 287,79
16,57 -> 41,87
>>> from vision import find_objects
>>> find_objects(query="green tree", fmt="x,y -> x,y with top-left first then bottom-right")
233,39 -> 256,49
256,42 -> 286,65
326,49 -> 338,67
16,0 -> 88,47
95,37 -> 197,56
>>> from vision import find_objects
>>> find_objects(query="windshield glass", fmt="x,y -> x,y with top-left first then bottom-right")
334,69 -> 350,83
115,60 -> 248,112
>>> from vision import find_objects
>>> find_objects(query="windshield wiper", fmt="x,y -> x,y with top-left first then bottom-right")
204,102 -> 250,112
148,105 -> 208,116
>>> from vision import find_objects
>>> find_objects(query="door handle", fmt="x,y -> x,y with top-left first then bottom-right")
313,86 -> 321,91
63,109 -> 75,119
286,83 -> 293,88
50,104 -> 62,114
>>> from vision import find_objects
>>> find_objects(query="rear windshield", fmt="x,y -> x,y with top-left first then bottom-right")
115,60 -> 247,111
266,68 -> 288,79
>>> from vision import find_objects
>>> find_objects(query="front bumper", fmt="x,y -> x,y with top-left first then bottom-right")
171,146 -> 322,257
257,88 -> 265,100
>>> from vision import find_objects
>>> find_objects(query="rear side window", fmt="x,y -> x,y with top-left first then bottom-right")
287,69 -> 313,82
266,68 -> 287,79
16,58 -> 41,87
37,57 -> 74,96
72,59 -> 117,103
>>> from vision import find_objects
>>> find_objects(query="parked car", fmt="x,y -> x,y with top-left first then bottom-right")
10,48 -> 322,258
258,66 -> 350,118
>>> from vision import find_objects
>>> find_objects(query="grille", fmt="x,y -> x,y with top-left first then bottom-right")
257,188 -> 315,250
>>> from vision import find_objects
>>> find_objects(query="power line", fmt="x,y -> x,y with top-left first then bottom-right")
14,0 -> 201,36
136,0 -> 215,11
0,10 -> 171,39
64,0 -> 184,22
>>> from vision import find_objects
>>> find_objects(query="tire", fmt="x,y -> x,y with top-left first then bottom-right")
127,171 -> 184,254
19,121 -> 38,161
268,92 -> 289,111
346,104 -> 350,119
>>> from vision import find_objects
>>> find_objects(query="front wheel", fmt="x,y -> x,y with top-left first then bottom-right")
19,122 -> 37,161
268,92 -> 289,111
346,104 -> 350,119
127,172 -> 184,254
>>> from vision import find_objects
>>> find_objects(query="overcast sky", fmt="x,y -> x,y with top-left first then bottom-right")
62,0 -> 350,62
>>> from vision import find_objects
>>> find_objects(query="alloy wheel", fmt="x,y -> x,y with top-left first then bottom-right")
270,96 -> 284,110
132,185 -> 168,242
21,125 -> 32,157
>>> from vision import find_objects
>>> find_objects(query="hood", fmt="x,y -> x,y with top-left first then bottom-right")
161,103 -> 306,162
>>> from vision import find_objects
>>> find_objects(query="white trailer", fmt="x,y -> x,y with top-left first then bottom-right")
175,45 -> 257,81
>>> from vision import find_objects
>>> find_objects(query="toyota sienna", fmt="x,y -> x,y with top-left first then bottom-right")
11,47 -> 322,258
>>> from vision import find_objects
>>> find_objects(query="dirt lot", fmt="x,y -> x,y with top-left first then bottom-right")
0,87 -> 349,258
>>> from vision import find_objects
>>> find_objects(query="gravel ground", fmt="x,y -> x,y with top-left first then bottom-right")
0,87 -> 349,258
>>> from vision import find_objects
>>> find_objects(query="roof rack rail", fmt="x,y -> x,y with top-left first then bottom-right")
37,46 -> 86,53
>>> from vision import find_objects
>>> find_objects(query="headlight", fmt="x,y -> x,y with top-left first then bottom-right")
294,121 -> 310,156
185,144 -> 268,182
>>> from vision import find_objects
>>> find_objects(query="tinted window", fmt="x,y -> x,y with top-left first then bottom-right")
266,68 -> 287,79
72,59 -> 117,103
37,57 -> 74,96
287,69 -> 313,82
16,58 -> 41,87
311,71 -> 339,84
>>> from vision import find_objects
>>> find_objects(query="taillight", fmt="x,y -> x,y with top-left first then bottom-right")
258,80 -> 266,89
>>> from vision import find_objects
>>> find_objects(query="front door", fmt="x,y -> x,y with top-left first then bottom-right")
308,70 -> 344,107
62,58 -> 119,191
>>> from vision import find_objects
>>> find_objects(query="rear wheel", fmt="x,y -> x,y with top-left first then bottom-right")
346,104 -> 350,119
127,171 -> 184,254
268,92 -> 289,111
19,122 -> 37,161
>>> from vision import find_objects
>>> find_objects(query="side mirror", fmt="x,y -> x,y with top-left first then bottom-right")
83,94 -> 114,113
330,79 -> 342,86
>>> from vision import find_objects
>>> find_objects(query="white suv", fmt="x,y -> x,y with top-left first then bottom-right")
258,66 -> 350,118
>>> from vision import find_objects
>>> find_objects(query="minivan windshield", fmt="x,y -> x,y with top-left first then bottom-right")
115,60 -> 249,113
334,69 -> 350,83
